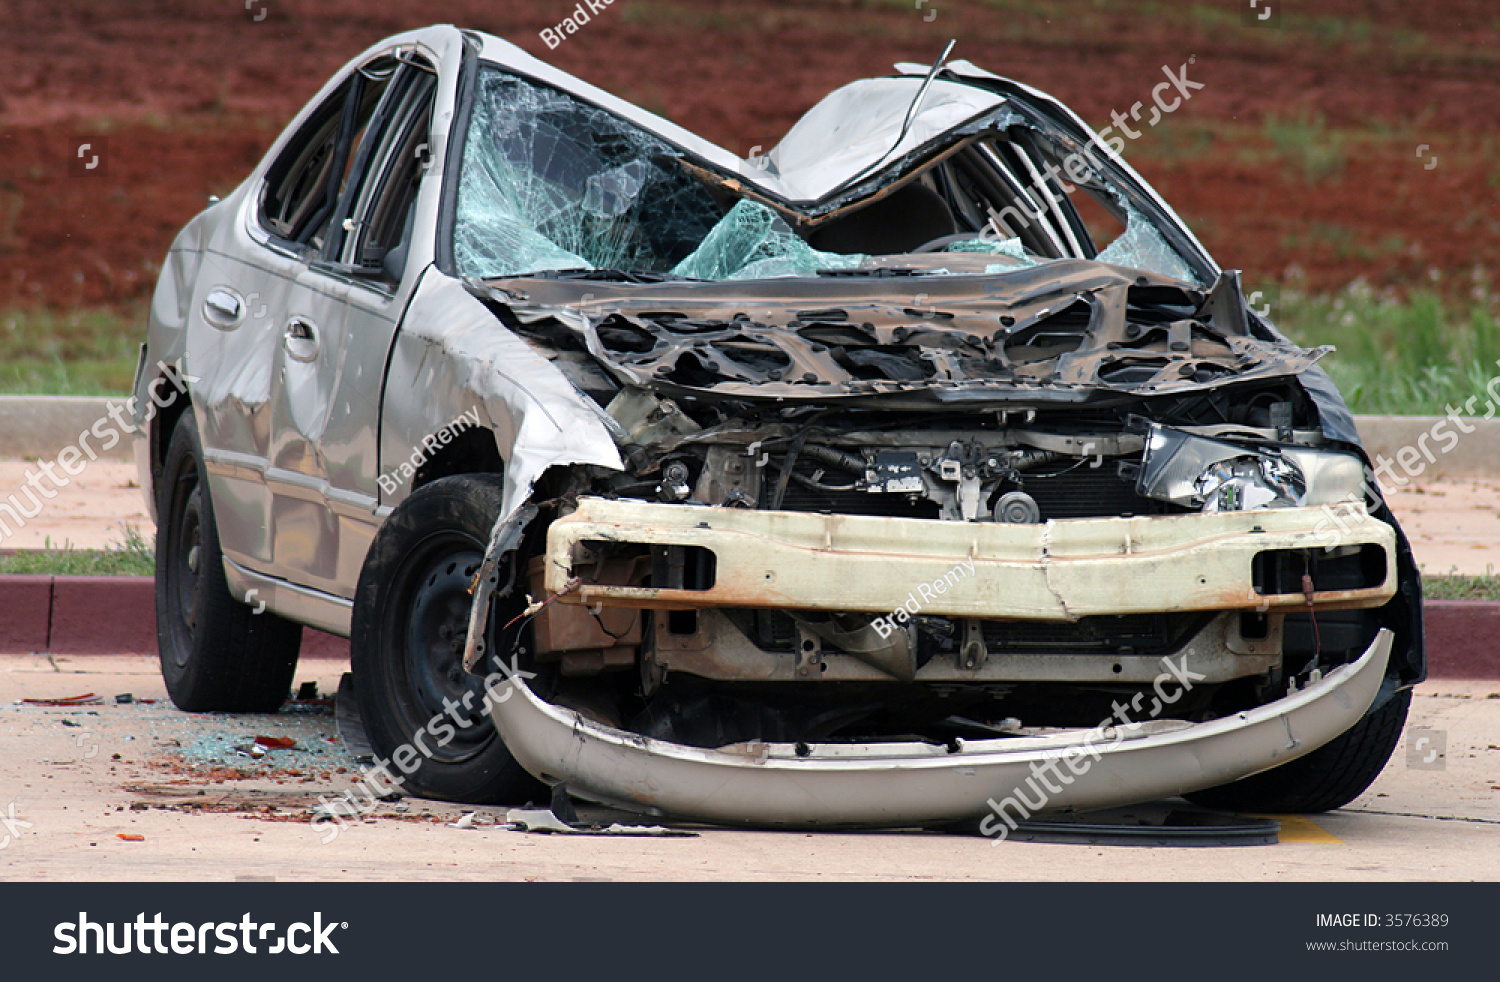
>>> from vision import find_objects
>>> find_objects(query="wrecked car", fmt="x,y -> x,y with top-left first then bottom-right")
138,25 -> 1423,827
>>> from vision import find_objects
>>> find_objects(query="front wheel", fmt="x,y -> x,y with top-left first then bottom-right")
1185,689 -> 1411,812
350,474 -> 542,804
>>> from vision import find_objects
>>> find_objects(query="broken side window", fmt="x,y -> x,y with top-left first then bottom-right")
1011,131 -> 1204,286
1094,201 -> 1202,285
453,68 -> 723,279
917,128 -> 1204,286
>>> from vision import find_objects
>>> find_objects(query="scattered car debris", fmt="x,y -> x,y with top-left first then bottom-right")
503,807 -> 697,837
448,812 -> 479,829
254,736 -> 297,750
310,800 -> 364,820
117,834 -> 146,842
503,808 -> 571,833
115,693 -> 134,704
22,694 -> 102,706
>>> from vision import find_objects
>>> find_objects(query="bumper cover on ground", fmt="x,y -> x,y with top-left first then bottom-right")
487,628 -> 1392,828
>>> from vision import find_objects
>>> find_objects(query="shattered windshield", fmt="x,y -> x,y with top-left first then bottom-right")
454,66 -> 1204,287
453,68 -> 723,278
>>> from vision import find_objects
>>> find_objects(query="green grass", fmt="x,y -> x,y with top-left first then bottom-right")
1275,288 -> 1500,415
0,526 -> 155,576
0,306 -> 142,395
1422,570 -> 1500,602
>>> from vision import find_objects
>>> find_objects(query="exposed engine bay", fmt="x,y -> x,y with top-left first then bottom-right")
463,268 -> 1404,753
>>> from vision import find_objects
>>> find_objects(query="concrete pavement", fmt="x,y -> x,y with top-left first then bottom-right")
1,655 -> 1495,881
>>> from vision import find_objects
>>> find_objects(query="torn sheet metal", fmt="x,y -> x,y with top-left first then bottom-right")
484,630 -> 1390,828
489,264 -> 1327,406
381,271 -> 623,520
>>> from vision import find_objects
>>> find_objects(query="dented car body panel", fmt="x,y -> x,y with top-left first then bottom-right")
138,24 -> 1424,826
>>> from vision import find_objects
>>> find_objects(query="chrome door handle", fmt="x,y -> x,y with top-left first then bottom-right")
283,316 -> 319,361
203,288 -> 243,327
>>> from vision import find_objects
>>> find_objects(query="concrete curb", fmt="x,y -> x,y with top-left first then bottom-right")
0,395 -> 134,460
1353,415 -> 1500,480
0,576 -> 1490,677
1,400 -> 1499,476
0,575 -> 349,658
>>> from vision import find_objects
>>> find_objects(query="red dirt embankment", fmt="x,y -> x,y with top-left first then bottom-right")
3,0 -> 1498,308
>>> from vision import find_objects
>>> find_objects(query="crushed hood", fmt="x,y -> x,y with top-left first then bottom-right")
486,263 -> 1326,408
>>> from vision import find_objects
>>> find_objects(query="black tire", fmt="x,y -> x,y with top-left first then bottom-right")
156,413 -> 302,712
349,474 -> 543,804
1185,688 -> 1411,812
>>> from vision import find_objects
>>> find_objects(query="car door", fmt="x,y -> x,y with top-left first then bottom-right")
196,64 -> 386,574
267,56 -> 439,595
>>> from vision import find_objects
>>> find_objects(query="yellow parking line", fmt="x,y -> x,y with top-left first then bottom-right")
1245,814 -> 1344,843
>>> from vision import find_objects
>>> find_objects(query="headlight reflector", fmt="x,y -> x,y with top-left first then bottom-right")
1134,423 -> 1367,512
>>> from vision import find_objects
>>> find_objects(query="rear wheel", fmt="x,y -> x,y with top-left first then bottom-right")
350,474 -> 543,804
156,413 -> 302,712
1185,689 -> 1411,812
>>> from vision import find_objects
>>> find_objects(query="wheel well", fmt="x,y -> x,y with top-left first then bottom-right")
411,425 -> 504,490
152,383 -> 192,496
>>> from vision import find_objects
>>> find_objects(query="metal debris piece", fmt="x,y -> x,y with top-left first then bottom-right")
310,800 -> 363,819
23,693 -> 102,706
504,808 -> 573,833
503,807 -> 697,837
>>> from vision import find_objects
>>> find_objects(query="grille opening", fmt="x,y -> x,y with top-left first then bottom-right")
732,609 -> 1206,657
1251,544 -> 1386,596
576,541 -> 717,591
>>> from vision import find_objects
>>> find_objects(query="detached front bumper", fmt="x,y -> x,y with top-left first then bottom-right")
488,629 -> 1391,828
545,497 -> 1397,620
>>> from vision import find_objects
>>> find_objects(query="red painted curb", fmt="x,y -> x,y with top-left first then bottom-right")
0,576 -> 1492,677
0,575 -> 51,652
0,575 -> 349,659
51,576 -> 156,654
1422,601 -> 1500,681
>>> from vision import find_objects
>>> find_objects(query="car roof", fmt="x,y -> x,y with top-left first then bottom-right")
468,29 -> 1006,206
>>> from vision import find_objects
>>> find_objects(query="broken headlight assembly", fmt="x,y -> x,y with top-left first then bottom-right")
1130,422 -> 1367,513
